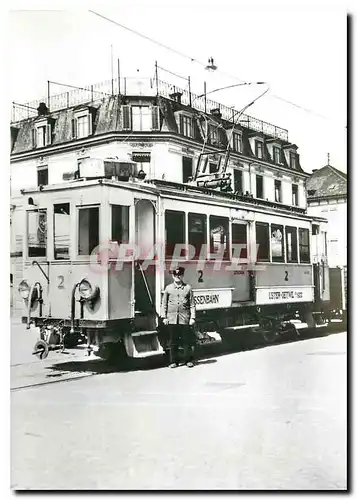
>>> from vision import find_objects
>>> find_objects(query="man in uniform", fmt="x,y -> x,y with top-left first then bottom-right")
161,266 -> 196,368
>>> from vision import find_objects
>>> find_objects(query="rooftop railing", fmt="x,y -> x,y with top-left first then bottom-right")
11,77 -> 288,141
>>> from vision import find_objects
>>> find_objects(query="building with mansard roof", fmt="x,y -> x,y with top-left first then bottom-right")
306,161 -> 347,312
10,77 -> 310,314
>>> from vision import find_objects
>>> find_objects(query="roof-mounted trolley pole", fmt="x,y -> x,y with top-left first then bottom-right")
221,84 -> 269,176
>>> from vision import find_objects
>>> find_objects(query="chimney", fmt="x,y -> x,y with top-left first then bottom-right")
37,102 -> 49,116
210,108 -> 222,119
169,92 -> 182,104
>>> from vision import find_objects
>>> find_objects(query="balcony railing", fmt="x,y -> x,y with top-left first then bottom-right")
11,77 -> 288,141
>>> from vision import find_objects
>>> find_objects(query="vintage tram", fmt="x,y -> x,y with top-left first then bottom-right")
17,157 -> 330,362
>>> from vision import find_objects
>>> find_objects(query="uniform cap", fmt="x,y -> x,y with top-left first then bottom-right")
172,266 -> 185,276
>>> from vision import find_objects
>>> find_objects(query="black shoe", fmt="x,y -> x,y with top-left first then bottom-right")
169,362 -> 178,368
186,361 -> 195,368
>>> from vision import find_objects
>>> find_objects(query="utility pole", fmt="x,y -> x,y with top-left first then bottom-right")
111,45 -> 114,95
155,61 -> 159,95
117,59 -> 121,94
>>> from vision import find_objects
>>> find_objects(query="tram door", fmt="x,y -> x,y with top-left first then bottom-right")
134,199 -> 156,325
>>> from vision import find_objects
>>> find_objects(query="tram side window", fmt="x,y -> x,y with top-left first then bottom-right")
27,210 -> 47,258
165,210 -> 185,258
112,205 -> 129,244
285,226 -> 298,263
78,206 -> 99,256
271,224 -> 285,262
256,222 -> 270,262
299,228 -> 310,263
209,216 -> 229,259
232,224 -> 247,259
188,213 -> 207,259
54,203 -> 70,260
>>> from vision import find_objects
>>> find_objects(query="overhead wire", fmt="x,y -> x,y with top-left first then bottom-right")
89,9 -> 346,129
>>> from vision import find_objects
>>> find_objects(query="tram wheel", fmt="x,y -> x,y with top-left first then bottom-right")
33,340 -> 49,360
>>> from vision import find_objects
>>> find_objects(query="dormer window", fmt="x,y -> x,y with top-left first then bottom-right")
273,146 -> 281,164
72,109 -> 93,139
209,126 -> 219,145
32,119 -> 52,148
179,114 -> 193,138
290,152 -> 298,169
255,140 -> 263,159
232,132 -> 242,153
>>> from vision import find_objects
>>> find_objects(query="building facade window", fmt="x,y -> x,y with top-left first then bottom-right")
180,115 -> 193,138
274,179 -> 282,202
37,166 -> 48,186
255,140 -> 263,159
209,126 -> 219,144
256,175 -> 263,198
290,152 -> 298,169
209,162 -> 219,174
273,146 -> 281,164
132,106 -> 152,131
132,152 -> 151,178
182,156 -> 193,183
292,184 -> 299,206
32,122 -> 52,148
232,133 -> 242,152
72,112 -> 92,139
233,169 -> 243,193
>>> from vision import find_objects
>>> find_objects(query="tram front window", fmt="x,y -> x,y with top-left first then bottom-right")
54,203 -> 70,260
112,205 -> 129,244
27,209 -> 47,258
78,206 -> 99,256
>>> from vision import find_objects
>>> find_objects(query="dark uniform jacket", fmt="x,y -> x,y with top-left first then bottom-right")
161,282 -> 196,325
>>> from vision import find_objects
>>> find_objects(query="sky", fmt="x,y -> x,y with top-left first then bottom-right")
6,2 -> 348,173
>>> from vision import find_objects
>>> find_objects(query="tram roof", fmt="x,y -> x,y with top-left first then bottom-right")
21,177 -> 328,223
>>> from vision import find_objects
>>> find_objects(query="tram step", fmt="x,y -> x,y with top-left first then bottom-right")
131,330 -> 158,337
224,324 -> 260,331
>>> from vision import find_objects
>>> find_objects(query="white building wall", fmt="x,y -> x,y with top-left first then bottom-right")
307,200 -> 347,267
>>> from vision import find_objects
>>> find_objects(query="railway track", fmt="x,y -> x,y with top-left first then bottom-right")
11,323 -> 347,392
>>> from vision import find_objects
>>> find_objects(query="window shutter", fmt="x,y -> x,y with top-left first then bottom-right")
71,118 -> 77,139
31,128 -> 37,148
88,113 -> 93,135
151,106 -> 160,130
45,123 -> 52,145
122,105 -> 132,130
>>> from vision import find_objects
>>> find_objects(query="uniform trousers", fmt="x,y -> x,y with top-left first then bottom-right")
168,323 -> 196,364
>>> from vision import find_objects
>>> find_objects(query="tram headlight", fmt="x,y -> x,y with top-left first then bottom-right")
18,280 -> 30,300
78,279 -> 100,304
79,279 -> 93,300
